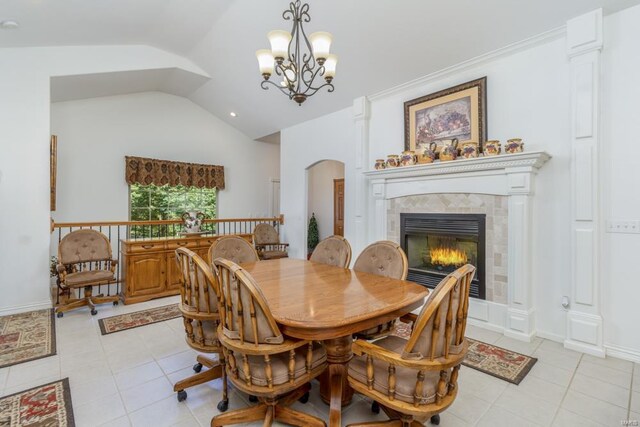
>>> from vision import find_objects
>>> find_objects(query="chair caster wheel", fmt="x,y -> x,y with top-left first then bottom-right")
91,309 -> 98,316
193,363 -> 203,373
298,392 -> 309,404
430,414 -> 440,425
177,390 -> 187,402
249,395 -> 258,403
113,301 -> 119,306
371,401 -> 380,414
217,400 -> 229,412
56,312 -> 63,318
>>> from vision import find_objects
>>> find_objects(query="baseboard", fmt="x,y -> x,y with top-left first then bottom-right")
537,330 -> 565,343
605,344 -> 640,363
0,300 -> 52,316
467,299 -> 507,333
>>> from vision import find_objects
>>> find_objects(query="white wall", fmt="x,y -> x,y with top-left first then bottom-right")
280,109 -> 354,260
601,5 -> 640,359
307,160 -> 345,243
51,92 -> 279,222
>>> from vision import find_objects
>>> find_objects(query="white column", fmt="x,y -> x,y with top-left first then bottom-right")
371,179 -> 387,241
353,97 -> 371,257
565,9 -> 605,356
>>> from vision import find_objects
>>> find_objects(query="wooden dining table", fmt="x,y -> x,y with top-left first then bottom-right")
241,258 -> 429,427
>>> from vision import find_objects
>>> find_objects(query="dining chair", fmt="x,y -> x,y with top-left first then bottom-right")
253,223 -> 289,260
211,258 -> 327,427
172,247 -> 228,412
346,264 -> 476,427
353,241 -> 408,339
309,235 -> 352,268
208,235 -> 260,265
55,229 -> 119,317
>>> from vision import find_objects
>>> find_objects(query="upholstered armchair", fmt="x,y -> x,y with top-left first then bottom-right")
55,229 -> 119,317
253,223 -> 289,260
172,248 -> 228,411
208,235 -> 259,266
309,235 -> 352,268
347,264 -> 476,427
211,258 -> 327,427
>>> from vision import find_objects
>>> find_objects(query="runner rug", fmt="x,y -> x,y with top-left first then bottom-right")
392,321 -> 536,385
0,378 -> 75,426
98,304 -> 181,335
0,309 -> 57,369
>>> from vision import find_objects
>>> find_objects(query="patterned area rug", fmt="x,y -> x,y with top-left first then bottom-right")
98,304 -> 181,335
392,322 -> 536,385
0,378 -> 75,426
0,309 -> 56,369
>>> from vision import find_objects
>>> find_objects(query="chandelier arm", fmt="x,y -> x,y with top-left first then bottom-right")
300,63 -> 325,89
261,80 -> 295,99
298,82 -> 335,98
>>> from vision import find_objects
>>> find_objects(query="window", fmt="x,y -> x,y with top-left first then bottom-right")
129,184 -> 217,238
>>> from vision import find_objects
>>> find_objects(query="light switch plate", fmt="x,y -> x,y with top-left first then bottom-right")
606,220 -> 640,234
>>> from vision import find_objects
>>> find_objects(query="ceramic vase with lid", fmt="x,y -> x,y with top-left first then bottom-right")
460,142 -> 479,159
386,154 -> 400,168
505,138 -> 524,154
417,142 -> 437,164
374,159 -> 386,170
400,150 -> 417,166
439,139 -> 459,162
483,140 -> 501,156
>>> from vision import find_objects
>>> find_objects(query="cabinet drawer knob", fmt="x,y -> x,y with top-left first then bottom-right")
142,244 -> 154,249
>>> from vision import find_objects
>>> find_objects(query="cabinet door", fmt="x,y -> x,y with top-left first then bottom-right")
166,253 -> 184,292
127,254 -> 165,297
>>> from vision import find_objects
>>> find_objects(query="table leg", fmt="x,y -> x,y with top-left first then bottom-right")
319,335 -> 354,427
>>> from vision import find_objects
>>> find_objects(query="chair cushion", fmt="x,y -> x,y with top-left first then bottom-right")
310,237 -> 350,268
261,251 -> 288,260
210,238 -> 258,265
357,320 -> 395,339
348,336 -> 447,405
190,318 -> 219,348
353,242 -> 406,280
64,270 -> 114,286
238,342 -> 326,387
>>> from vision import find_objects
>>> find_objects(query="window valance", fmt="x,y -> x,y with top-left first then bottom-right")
125,156 -> 225,190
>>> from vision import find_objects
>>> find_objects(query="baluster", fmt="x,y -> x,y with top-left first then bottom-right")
237,278 -> 245,344
430,306 -> 441,361
460,273 -> 471,340
436,370 -> 447,404
388,365 -> 396,400
449,365 -> 460,395
306,342 -> 313,373
414,370 -> 425,407
184,317 -> 194,342
242,354 -> 251,386
264,354 -> 273,389
366,354 -> 374,389
249,297 -> 259,345
117,226 -> 122,296
228,349 -> 238,379
196,319 -> 205,346
444,292 -> 454,358
288,350 -> 296,383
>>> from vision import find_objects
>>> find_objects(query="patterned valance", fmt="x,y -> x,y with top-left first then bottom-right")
125,156 -> 225,189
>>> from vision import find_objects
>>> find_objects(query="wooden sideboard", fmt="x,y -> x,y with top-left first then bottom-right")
120,234 -> 252,304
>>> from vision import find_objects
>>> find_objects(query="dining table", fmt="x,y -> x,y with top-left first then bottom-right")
241,258 -> 429,427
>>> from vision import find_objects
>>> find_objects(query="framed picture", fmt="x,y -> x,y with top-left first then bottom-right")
404,77 -> 487,153
50,135 -> 57,211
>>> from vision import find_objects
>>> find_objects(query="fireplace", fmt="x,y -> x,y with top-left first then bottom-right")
400,213 -> 486,299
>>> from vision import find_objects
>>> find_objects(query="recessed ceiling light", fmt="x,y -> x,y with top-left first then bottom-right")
0,20 -> 20,30
230,112 -> 237,117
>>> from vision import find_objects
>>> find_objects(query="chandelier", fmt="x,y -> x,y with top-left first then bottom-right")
256,0 -> 337,105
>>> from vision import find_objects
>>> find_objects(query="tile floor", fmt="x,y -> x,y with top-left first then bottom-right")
1,296 -> 638,427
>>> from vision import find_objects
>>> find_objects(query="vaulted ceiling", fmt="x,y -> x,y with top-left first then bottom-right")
3,0 -> 639,139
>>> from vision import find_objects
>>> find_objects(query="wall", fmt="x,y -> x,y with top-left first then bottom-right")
51,92 -> 280,222
280,108 -> 354,260
307,160 -> 345,243
601,5 -> 640,359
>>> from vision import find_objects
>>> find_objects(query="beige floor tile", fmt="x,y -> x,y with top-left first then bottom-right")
570,373 -> 631,408
69,375 -> 119,407
157,350 -> 199,374
577,360 -> 632,389
494,386 -> 559,425
476,405 -> 543,427
529,360 -> 575,387
128,395 -> 196,427
0,368 -> 8,392
2,375 -> 61,397
552,408 -> 605,427
631,391 -> 640,414
533,347 -> 582,371
62,359 -> 113,386
561,390 -> 628,426
74,392 -> 127,427
508,374 -> 567,405
457,366 -> 508,403
630,411 -> 640,424
582,354 -> 634,373
107,347 -> 154,373
465,324 -> 502,344
120,376 -> 175,413
114,360 -> 164,391
5,356 -> 60,389
189,389 -> 253,427
493,336 -> 543,356
98,415 -> 131,427
447,390 -> 492,424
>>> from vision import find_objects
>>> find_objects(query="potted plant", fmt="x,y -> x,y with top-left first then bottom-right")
307,213 -> 319,259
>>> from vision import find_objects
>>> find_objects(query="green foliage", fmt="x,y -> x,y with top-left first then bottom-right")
307,213 -> 319,251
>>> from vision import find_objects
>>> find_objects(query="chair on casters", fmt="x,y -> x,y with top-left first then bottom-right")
172,247 -> 228,411
346,264 -> 476,427
253,223 -> 289,260
55,229 -> 119,317
208,235 -> 259,266
309,235 -> 352,268
211,258 -> 327,427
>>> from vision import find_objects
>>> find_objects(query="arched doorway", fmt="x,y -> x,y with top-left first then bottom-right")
306,160 -> 345,256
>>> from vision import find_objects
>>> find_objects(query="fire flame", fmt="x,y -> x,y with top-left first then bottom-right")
430,247 -> 468,266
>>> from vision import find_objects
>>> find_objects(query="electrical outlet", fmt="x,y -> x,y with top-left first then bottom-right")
606,220 -> 640,234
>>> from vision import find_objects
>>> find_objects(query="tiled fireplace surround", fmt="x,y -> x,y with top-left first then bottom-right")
364,151 -> 550,341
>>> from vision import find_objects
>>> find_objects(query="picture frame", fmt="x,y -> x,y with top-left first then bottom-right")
404,77 -> 487,154
50,135 -> 57,211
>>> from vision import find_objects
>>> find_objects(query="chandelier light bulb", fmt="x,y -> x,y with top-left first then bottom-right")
267,30 -> 292,62
255,49 -> 275,79
323,54 -> 338,82
309,31 -> 333,64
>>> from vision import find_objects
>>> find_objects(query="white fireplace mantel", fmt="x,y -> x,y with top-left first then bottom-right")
364,151 -> 551,341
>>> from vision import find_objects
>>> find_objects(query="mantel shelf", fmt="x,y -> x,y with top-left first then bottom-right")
363,151 -> 551,180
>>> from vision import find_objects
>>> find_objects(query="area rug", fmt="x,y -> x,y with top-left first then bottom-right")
98,303 -> 181,335
392,322 -> 536,385
0,378 -> 75,426
0,309 -> 56,369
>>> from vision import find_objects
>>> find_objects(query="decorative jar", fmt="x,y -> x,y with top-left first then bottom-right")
417,142 -> 437,164
483,140 -> 501,156
439,139 -> 459,162
400,150 -> 417,167
374,159 -> 386,170
386,154 -> 400,168
505,138 -> 524,154
460,142 -> 479,159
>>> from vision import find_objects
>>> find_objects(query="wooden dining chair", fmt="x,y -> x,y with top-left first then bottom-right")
309,235 -> 352,268
353,241 -> 408,339
346,264 -> 476,427
253,223 -> 289,260
172,247 -> 228,412
208,235 -> 260,265
211,258 -> 328,427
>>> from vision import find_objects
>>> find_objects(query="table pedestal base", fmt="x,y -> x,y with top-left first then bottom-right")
319,336 -> 355,427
